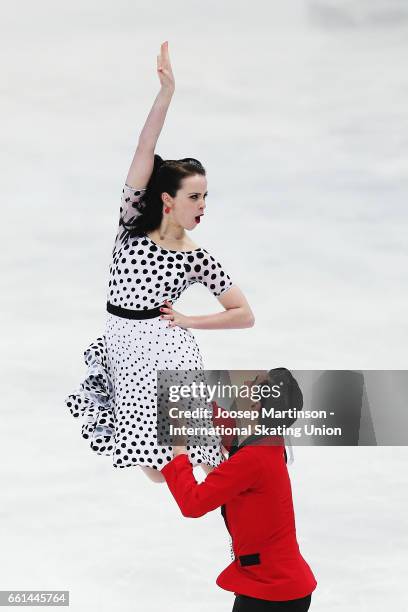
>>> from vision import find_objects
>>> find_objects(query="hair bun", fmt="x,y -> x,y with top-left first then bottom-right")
154,154 -> 165,169
179,157 -> 203,169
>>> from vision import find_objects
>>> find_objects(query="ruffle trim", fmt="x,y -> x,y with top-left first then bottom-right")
64,335 -> 116,456
64,334 -> 225,468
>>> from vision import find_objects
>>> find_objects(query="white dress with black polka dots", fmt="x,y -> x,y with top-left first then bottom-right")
65,183 -> 235,471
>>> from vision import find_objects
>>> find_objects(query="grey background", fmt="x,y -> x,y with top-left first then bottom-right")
1,1 -> 407,610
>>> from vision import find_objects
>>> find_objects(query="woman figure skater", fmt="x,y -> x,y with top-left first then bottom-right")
64,40 -> 255,483
161,369 -> 317,610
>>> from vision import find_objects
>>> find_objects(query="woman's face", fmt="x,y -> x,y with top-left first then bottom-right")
165,174 -> 208,230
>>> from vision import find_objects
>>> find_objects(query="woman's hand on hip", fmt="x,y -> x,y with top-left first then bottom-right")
160,300 -> 191,330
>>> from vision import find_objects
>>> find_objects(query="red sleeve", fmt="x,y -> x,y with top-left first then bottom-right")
160,448 -> 261,518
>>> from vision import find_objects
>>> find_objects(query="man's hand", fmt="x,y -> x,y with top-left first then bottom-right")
173,445 -> 188,457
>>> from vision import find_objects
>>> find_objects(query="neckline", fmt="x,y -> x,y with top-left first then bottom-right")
143,232 -> 202,254
229,434 -> 285,457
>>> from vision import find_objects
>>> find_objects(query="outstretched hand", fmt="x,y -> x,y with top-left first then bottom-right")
157,41 -> 175,91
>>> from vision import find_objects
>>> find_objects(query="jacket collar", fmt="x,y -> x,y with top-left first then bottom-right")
228,433 -> 284,458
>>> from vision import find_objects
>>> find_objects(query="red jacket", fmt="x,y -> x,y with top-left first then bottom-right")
161,405 -> 317,601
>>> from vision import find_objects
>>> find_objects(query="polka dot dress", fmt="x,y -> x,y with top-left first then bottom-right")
65,183 -> 235,471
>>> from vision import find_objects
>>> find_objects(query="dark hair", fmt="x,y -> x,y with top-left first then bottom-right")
257,368 -> 303,430
121,154 -> 206,238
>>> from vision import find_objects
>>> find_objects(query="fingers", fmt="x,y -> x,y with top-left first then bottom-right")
160,298 -> 176,326
160,301 -> 174,321
160,300 -> 173,313
159,42 -> 166,62
160,40 -> 171,69
161,40 -> 169,57
164,315 -> 176,326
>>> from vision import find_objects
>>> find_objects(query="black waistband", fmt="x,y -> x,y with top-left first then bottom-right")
106,301 -> 163,320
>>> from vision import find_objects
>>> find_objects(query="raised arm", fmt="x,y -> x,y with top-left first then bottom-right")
125,40 -> 175,189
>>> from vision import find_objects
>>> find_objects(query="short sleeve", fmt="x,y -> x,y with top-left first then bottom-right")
119,183 -> 147,226
114,183 -> 147,245
186,250 -> 235,297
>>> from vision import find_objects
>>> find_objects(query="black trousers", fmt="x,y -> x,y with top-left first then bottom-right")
232,593 -> 312,612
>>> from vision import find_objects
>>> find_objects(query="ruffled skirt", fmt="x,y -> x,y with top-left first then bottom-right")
64,313 -> 224,470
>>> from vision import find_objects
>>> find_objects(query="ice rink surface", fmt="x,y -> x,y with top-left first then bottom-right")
2,1 -> 408,610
